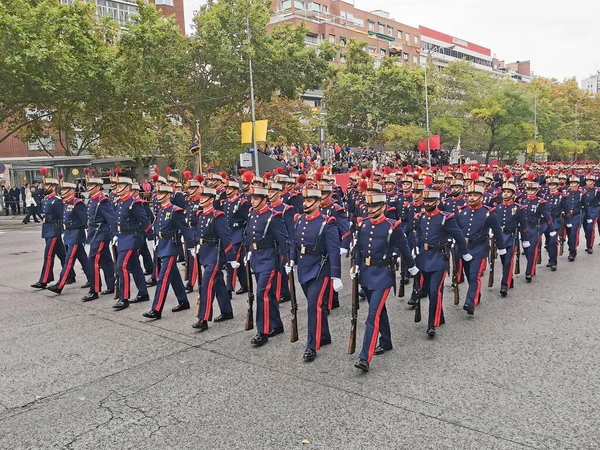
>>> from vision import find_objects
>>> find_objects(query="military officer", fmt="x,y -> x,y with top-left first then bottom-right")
192,186 -> 238,331
244,186 -> 290,346
560,176 -> 583,262
142,185 -> 195,320
495,181 -> 527,296
455,185 -> 504,314
351,193 -> 418,372
287,187 -> 342,361
414,190 -> 468,335
112,176 -> 152,310
81,176 -> 116,301
183,174 -> 203,292
582,174 -> 600,253
132,182 -> 155,277
31,170 -> 74,289
223,179 -> 249,295
47,181 -> 92,294
544,176 -> 564,270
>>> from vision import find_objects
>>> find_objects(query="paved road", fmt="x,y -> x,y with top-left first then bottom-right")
1,223 -> 598,449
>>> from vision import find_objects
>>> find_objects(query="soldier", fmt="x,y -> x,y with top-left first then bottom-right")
582,174 -> 600,253
31,170 -> 74,289
112,176 -> 152,310
521,178 -> 555,279
142,185 -> 195,320
183,174 -> 203,292
192,186 -> 238,331
455,185 -> 504,314
561,176 -> 583,262
132,182 -> 154,277
81,176 -> 116,301
442,179 -> 466,215
244,186 -> 290,346
351,193 -> 418,372
223,179 -> 249,295
495,180 -> 527,296
414,190 -> 468,335
544,176 -> 564,270
287,187 -> 342,361
47,181 -> 92,294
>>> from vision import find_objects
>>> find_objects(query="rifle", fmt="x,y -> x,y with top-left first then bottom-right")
488,236 -> 496,288
289,264 -> 298,343
244,249 -> 255,331
348,252 -> 359,355
451,246 -> 459,305
514,233 -> 521,275
184,246 -> 190,282
398,256 -> 405,298
536,238 -> 542,265
414,275 -> 422,323
111,242 -> 120,300
558,216 -> 565,256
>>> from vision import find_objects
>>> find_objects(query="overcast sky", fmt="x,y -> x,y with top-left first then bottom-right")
183,0 -> 600,82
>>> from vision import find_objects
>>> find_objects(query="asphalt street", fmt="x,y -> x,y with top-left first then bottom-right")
1,220 -> 599,449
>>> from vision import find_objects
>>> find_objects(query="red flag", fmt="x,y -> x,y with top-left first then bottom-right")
430,134 -> 441,150
418,140 -> 427,152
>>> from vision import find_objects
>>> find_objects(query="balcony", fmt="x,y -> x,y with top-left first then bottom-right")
304,35 -> 322,46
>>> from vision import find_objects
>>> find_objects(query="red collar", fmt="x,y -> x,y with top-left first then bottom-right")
271,200 -> 282,208
47,193 -> 56,198
120,193 -> 132,202
527,196 -> 537,200
161,202 -> 172,210
228,194 -> 239,203
306,211 -> 320,221
63,195 -> 75,203
502,201 -> 514,206
470,204 -> 483,210
203,206 -> 215,215
414,200 -> 423,207
426,209 -> 439,217
91,192 -> 102,200
257,205 -> 269,215
191,195 -> 201,201
321,199 -> 333,208
370,215 -> 386,225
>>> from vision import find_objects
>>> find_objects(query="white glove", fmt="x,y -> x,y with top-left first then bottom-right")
332,277 -> 343,292
350,266 -> 359,278
340,248 -> 348,257
462,253 -> 473,262
497,248 -> 507,256
549,231 -> 557,237
153,240 -> 158,250
408,266 -> 419,276
244,251 -> 252,264
522,241 -> 531,248
193,244 -> 200,256
566,223 -> 573,228
111,236 -> 118,246
229,261 -> 240,269
284,261 -> 294,274
396,257 -> 402,266
587,219 -> 593,224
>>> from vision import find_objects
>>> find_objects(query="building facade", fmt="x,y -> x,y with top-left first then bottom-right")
581,72 -> 600,94
268,0 -> 421,68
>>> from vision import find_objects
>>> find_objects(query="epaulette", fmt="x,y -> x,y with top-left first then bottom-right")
133,198 -> 143,204
73,198 -> 83,205
441,211 -> 455,220
289,192 -> 298,198
213,210 -> 225,218
390,219 -> 402,230
172,205 -> 184,212
357,217 -> 365,226
484,205 -> 495,212
326,216 -> 336,224
271,210 -> 283,217
334,204 -> 344,212
294,213 -> 300,222
283,204 -> 293,211
404,201 -> 410,207
99,197 -> 109,203
240,198 -> 248,205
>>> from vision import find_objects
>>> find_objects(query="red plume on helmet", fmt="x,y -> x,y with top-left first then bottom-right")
383,166 -> 391,175
273,167 -> 281,175
314,171 -> 323,182
238,168 -> 246,175
358,180 -> 368,192
153,166 -> 159,173
83,168 -> 90,175
423,175 -> 433,186
527,172 -> 536,181
58,173 -> 64,179
207,167 -> 212,173
165,167 -> 172,175
412,172 -> 420,180
505,171 -> 512,179
402,167 -> 409,175
242,171 -> 254,183
220,171 -> 227,179
470,171 -> 479,181
183,171 -> 192,180
40,167 -> 48,176
364,169 -> 373,179
91,169 -> 96,176
297,174 -> 307,185
114,167 -> 122,175
316,166 -> 325,173
195,174 -> 205,183
548,168 -> 555,175
151,174 -> 159,182
263,171 -> 272,181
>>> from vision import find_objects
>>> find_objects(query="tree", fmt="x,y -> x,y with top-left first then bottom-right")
377,124 -> 426,154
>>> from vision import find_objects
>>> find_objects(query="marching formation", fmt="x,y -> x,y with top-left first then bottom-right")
30,161 -> 600,372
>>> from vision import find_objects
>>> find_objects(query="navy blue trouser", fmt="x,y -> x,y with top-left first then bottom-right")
88,240 -> 114,293
197,263 -> 231,321
359,287 -> 392,363
116,248 -> 147,300
152,256 -> 188,313
524,230 -> 542,276
225,242 -> 247,291
565,218 -> 581,256
420,270 -> 446,328
57,243 -> 90,290
39,236 -> 67,284
255,269 -> 283,335
463,256 -> 487,309
499,244 -> 517,289
300,274 -> 331,350
140,239 -> 153,275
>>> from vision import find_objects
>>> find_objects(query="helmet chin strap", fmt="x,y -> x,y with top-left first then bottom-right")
303,198 -> 319,213
369,204 -> 384,217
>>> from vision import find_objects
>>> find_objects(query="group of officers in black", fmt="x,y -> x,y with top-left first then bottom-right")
30,162 -> 600,372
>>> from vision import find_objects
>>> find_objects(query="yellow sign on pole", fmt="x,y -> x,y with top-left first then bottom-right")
241,120 -> 268,144
526,142 -> 545,154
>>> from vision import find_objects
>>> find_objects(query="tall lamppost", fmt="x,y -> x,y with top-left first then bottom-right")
574,95 -> 595,162
422,44 -> 454,167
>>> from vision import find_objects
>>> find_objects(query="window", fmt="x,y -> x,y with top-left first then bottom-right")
294,0 -> 305,9
413,35 -> 419,45
340,53 -> 346,64
311,2 -> 321,12
322,5 -> 327,13
155,0 -> 174,5
413,55 -> 419,65
405,32 -> 410,42
354,18 -> 364,27
28,136 -> 56,151
380,48 -> 386,57
340,36 -> 346,47
329,34 -> 335,44
397,30 -> 402,39
281,0 -> 291,9
387,25 -> 393,36
403,52 -> 409,61
378,23 -> 385,33
368,45 -> 377,53
368,22 -> 374,32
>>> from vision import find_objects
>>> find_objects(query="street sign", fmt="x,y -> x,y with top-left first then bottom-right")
0,163 -> 5,174
240,153 -> 253,168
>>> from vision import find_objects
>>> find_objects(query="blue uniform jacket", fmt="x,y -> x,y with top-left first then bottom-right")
115,194 -> 152,251
456,205 -> 505,258
185,195 -> 202,244
561,190 -> 585,227
272,201 -> 296,258
293,213 -> 341,284
355,216 -> 415,290
154,203 -> 195,258
62,197 -> 88,245
520,196 -> 554,236
246,205 -> 290,273
86,193 -> 116,244
414,209 -> 468,272
171,191 -> 186,208
41,193 -> 64,239
224,195 -> 249,245
582,187 -> 600,219
196,207 -> 235,266
321,200 -> 351,251
495,201 -> 528,248
286,189 -> 304,215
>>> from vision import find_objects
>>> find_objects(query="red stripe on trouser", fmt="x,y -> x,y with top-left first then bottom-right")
276,271 -> 281,302
122,250 -> 133,299
232,246 -> 242,289
58,244 -> 78,289
457,259 -> 463,283
434,271 -> 447,327
203,264 -> 219,321
575,226 -> 580,248
531,238 -> 542,276
592,219 -> 598,247
367,288 -> 391,363
263,270 -> 276,334
473,258 -> 486,307
155,256 -> 175,312
315,276 -> 330,350
94,242 -> 104,291
507,246 -> 516,288
42,238 -> 58,283
328,282 -> 334,310
191,253 -> 198,284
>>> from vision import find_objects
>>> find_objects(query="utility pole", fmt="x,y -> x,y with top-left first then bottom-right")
246,4 -> 259,174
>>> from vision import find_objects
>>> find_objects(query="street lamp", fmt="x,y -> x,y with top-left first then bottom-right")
422,44 -> 455,167
574,95 -> 595,162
